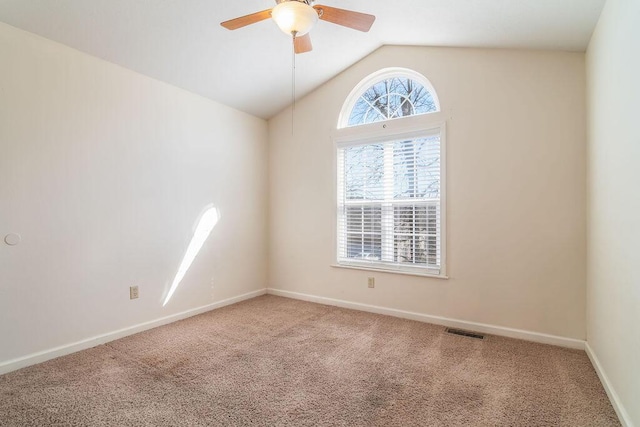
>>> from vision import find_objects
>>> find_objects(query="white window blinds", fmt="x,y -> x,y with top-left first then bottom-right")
337,128 -> 443,275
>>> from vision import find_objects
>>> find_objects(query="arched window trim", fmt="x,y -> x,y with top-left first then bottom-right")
338,67 -> 441,129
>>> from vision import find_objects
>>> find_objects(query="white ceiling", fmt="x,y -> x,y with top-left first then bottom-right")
0,0 -> 605,119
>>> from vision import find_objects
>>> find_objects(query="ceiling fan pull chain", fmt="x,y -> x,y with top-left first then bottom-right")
291,31 -> 297,135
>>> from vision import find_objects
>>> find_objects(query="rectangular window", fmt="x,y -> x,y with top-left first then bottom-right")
336,126 -> 444,276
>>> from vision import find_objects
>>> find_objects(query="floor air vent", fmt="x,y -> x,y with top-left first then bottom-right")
446,328 -> 485,340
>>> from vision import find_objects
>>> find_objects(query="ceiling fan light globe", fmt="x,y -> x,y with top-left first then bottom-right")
272,1 -> 318,36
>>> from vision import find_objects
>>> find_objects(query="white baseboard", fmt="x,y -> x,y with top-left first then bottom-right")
585,342 -> 634,427
0,288 -> 267,375
267,288 -> 585,350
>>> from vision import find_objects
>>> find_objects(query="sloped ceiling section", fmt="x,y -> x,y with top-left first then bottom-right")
0,0 -> 605,118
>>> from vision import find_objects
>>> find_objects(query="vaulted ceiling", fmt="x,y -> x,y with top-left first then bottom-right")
0,0 -> 605,118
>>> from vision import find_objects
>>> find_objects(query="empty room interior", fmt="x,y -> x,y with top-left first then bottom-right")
0,0 -> 638,425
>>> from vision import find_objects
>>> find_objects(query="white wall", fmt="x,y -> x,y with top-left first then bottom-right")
269,46 -> 587,340
586,0 -> 640,424
0,23 -> 268,365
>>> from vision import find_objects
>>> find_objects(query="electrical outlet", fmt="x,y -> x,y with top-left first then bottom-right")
368,277 -> 375,288
130,286 -> 139,300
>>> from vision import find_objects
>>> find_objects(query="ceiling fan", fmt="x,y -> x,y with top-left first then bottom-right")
221,0 -> 376,54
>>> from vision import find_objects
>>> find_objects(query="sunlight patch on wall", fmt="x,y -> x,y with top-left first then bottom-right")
163,205 -> 219,307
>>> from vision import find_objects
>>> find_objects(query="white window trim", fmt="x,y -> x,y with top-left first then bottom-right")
338,67 -> 441,129
332,113 -> 448,279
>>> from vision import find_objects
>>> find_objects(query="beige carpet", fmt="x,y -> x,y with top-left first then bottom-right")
0,295 -> 619,426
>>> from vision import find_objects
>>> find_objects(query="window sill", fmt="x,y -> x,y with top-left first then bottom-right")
330,264 -> 449,279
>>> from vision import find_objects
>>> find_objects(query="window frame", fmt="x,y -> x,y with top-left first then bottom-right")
332,113 -> 448,279
338,67 -> 441,129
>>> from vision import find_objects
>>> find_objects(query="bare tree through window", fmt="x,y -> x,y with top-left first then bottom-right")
348,77 -> 437,126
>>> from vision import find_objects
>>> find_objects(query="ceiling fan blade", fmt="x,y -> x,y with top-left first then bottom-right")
313,5 -> 375,32
220,9 -> 272,30
294,34 -> 313,54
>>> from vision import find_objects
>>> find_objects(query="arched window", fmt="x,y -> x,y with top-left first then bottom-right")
334,68 -> 446,277
339,68 -> 440,128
